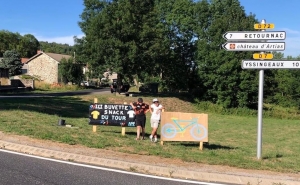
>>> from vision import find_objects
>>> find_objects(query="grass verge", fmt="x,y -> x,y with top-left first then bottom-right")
0,94 -> 300,173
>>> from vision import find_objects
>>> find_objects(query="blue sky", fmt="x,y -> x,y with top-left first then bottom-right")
239,0 -> 300,57
0,0 -> 84,45
0,0 -> 299,57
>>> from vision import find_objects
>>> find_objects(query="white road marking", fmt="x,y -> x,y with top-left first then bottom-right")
0,149 -> 226,185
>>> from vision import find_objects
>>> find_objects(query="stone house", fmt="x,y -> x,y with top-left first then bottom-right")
25,50 -> 72,84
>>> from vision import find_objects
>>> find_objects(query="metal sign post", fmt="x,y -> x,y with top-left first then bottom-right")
223,19 -> 286,160
257,19 -> 266,160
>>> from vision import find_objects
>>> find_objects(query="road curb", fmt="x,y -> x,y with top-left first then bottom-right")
0,140 -> 299,185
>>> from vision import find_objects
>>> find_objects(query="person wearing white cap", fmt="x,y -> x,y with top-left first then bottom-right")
149,98 -> 164,142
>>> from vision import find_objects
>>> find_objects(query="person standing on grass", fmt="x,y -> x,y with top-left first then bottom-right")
149,98 -> 164,142
130,98 -> 149,140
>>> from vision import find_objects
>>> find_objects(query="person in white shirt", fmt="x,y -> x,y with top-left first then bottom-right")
149,98 -> 164,142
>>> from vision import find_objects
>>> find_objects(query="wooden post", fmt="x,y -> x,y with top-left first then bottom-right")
160,109 -> 165,145
121,102 -> 127,136
121,127 -> 125,136
199,142 -> 203,150
92,98 -> 98,132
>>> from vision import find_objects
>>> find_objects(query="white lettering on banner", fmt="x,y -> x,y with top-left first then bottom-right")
95,104 -> 103,109
128,122 -> 135,127
112,115 -> 126,120
101,115 -> 109,119
104,105 -> 129,110
103,110 -> 125,115
108,110 -> 119,114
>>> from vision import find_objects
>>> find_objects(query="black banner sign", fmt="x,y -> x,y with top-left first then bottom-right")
89,104 -> 136,127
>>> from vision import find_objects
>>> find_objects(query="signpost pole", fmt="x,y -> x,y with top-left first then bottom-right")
257,19 -> 266,160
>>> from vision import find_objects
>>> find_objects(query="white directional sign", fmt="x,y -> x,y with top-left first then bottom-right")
223,31 -> 286,40
242,60 -> 300,69
222,42 -> 285,51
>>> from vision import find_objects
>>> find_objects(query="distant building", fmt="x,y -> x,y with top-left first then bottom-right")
25,50 -> 72,84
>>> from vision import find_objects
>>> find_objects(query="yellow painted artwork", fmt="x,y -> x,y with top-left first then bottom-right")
91,110 -> 100,119
160,112 -> 208,142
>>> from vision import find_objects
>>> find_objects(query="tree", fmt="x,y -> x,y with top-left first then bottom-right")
39,41 -> 74,55
75,0 -> 111,79
78,0 -> 160,88
194,0 -> 258,108
0,30 -> 22,57
58,57 -> 83,85
154,0 -> 198,91
272,55 -> 300,108
0,50 -> 23,76
75,0 -> 300,109
18,34 -> 40,58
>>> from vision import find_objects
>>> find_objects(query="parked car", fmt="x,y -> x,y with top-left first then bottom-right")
110,80 -> 117,93
110,79 -> 130,93
81,81 -> 89,86
81,81 -> 96,87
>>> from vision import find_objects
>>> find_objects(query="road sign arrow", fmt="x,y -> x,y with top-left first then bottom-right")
222,43 -> 228,50
223,33 -> 229,40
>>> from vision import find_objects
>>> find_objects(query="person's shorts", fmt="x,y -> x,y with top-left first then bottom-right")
150,119 -> 160,128
136,117 -> 146,128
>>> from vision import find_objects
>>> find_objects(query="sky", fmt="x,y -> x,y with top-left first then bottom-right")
0,0 -> 299,57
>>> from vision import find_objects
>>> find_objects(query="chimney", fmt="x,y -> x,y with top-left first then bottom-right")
37,50 -> 42,54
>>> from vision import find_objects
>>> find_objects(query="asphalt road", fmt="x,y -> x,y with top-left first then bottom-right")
0,150 -> 225,185
0,87 -> 111,98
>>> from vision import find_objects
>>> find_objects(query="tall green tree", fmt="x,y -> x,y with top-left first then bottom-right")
194,0 -> 258,108
0,30 -> 41,58
0,50 -> 23,76
78,0 -> 160,87
154,0 -> 198,91
17,34 -> 40,58
58,57 -> 83,84
0,30 -> 22,57
39,41 -> 74,55
272,55 -> 300,107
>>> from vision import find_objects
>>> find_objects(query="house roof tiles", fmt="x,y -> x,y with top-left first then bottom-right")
45,53 -> 72,62
25,52 -> 72,64
21,58 -> 29,64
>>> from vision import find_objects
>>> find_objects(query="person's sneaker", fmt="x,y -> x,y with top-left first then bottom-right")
149,135 -> 153,142
154,138 -> 158,143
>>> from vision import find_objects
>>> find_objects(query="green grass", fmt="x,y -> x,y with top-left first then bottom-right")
0,94 -> 300,173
